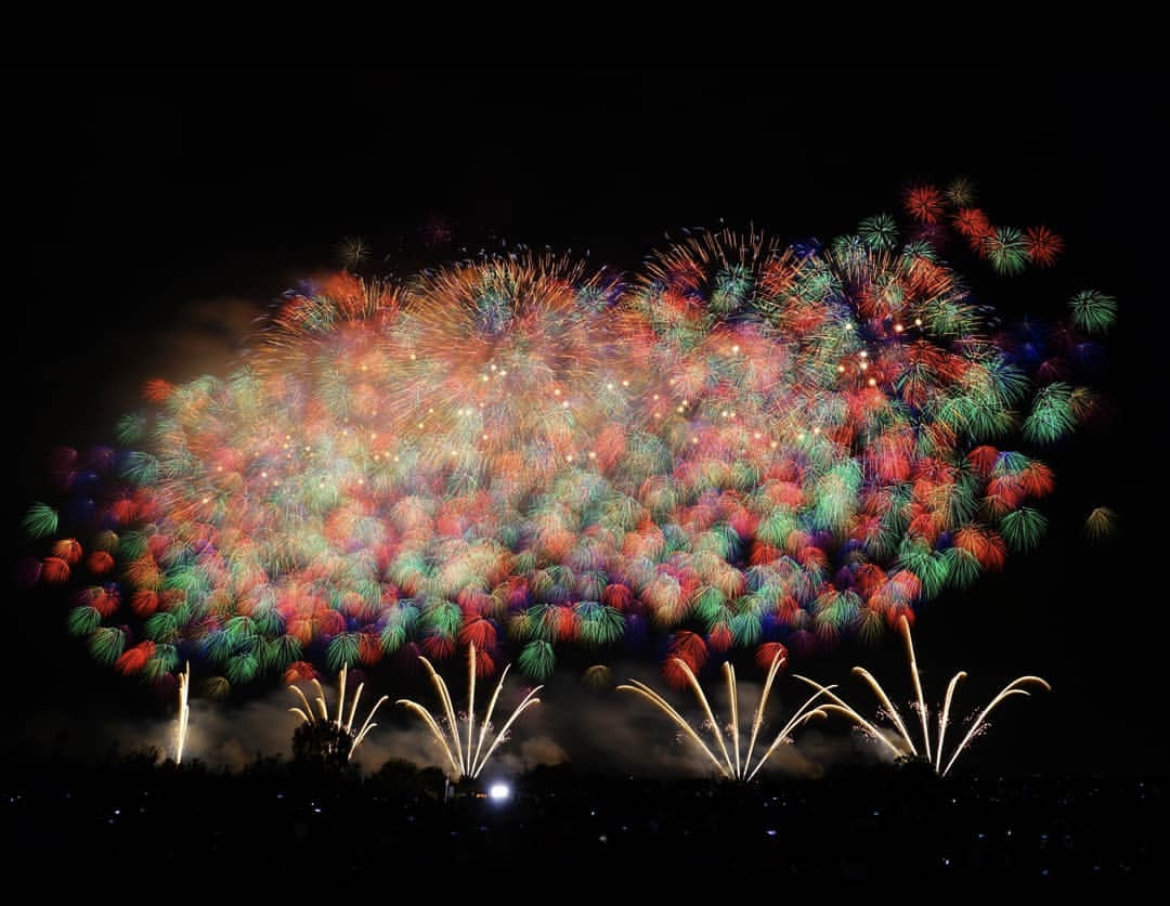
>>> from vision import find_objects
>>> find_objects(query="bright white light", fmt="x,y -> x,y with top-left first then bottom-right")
487,782 -> 511,802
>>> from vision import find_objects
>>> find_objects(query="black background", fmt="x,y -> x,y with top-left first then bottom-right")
5,70 -> 1162,777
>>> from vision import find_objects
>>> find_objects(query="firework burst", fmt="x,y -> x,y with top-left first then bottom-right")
21,181 -> 1115,696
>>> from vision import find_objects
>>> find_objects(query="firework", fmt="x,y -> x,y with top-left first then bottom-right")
336,236 -> 370,269
174,661 -> 191,764
795,614 -> 1050,776
396,643 -> 542,780
1025,225 -> 1064,268
1068,290 -> 1118,333
288,662 -> 389,762
618,645 -> 830,781
21,182 -> 1114,694
1084,505 -> 1118,542
984,226 -> 1030,276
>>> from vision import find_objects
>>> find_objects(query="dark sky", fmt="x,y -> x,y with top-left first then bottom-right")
5,69 -> 1163,777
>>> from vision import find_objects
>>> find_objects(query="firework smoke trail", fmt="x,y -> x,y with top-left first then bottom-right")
618,646 -> 831,780
795,614 -> 1050,776
396,643 -> 542,780
19,181 -> 1116,699
175,660 -> 190,764
288,663 -> 389,760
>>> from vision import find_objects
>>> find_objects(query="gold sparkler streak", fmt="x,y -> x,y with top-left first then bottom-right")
174,661 -> 191,765
938,676 -> 1050,778
903,617 -> 933,765
935,671 -> 967,774
791,677 -> 908,760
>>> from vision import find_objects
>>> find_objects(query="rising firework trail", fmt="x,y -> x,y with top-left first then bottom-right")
795,614 -> 1051,776
174,660 -> 190,765
618,645 -> 831,781
397,643 -> 542,780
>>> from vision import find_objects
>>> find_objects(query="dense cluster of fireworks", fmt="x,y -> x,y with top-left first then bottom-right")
21,179 -> 1115,706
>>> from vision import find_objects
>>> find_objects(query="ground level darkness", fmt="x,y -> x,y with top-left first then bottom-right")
3,752 -> 1164,885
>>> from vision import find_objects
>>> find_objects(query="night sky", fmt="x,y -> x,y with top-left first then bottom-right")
6,70 -> 1162,778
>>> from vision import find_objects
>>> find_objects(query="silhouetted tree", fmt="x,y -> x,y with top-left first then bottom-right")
291,719 -> 353,773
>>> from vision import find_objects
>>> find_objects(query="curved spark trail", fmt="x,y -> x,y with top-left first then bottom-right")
396,643 -> 542,780
796,614 -> 1050,776
289,662 -> 389,761
619,646 -> 831,780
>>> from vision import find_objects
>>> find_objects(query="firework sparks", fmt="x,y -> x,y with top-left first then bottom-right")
1084,505 -> 1118,543
618,645 -> 831,781
174,660 -> 190,765
288,662 -> 389,761
21,182 -> 1114,696
396,643 -> 542,780
795,614 -> 1051,776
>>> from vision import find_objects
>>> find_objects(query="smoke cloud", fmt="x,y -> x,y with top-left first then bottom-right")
14,657 -> 889,781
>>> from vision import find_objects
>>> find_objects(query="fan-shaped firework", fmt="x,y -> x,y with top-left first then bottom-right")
794,614 -> 1051,777
618,644 -> 831,781
397,643 -> 542,780
288,662 -> 389,762
22,182 -> 1114,693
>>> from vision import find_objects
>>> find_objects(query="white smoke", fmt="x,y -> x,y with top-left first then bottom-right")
15,657 -> 892,781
